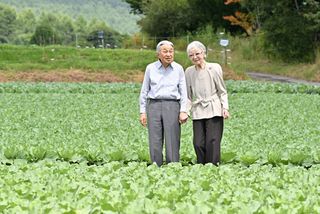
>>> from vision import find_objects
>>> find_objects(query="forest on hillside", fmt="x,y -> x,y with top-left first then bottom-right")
1,0 -> 319,65
0,0 -> 140,35
124,0 -> 320,63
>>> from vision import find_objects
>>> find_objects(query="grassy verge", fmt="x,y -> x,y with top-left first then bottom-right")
229,37 -> 320,82
0,44 -> 244,81
1,43 -> 319,82
0,45 -> 157,72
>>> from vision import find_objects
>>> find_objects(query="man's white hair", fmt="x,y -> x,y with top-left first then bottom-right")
156,40 -> 174,53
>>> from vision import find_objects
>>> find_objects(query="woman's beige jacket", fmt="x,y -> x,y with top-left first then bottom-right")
185,62 -> 229,120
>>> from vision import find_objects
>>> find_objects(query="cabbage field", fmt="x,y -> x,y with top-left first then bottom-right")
0,81 -> 319,213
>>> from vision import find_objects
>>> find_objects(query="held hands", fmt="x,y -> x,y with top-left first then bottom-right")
179,112 -> 188,124
140,113 -> 147,127
141,112 -> 188,127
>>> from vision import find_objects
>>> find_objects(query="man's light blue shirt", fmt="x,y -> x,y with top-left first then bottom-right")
139,60 -> 187,113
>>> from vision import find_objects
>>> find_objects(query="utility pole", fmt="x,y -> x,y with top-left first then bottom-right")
219,32 -> 229,66
75,33 -> 78,47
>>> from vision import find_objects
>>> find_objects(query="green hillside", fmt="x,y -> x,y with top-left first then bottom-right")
0,0 -> 140,34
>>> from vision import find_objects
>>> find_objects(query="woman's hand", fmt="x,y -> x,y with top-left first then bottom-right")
223,109 -> 230,119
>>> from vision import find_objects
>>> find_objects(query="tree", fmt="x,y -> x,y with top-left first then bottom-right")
301,0 -> 320,43
86,19 -> 122,48
14,9 -> 37,44
74,16 -> 89,47
0,4 -> 17,43
56,15 -> 75,45
123,0 -> 148,14
139,0 -> 194,37
31,12 -> 75,45
125,0 -> 245,36
223,0 -> 256,36
36,13 -> 62,44
30,23 -> 57,45
240,0 -> 265,30
259,0 -> 317,62
187,0 -> 243,35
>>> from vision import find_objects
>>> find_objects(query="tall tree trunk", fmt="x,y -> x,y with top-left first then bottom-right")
294,0 -> 300,11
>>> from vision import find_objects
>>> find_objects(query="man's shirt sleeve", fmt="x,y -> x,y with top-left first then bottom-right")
178,66 -> 188,112
139,66 -> 150,113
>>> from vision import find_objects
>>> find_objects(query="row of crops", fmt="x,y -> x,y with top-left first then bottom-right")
0,81 -> 319,213
0,80 -> 319,94
0,81 -> 319,165
0,161 -> 319,213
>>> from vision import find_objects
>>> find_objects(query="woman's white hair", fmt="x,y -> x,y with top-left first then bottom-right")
186,41 -> 207,57
156,40 -> 174,53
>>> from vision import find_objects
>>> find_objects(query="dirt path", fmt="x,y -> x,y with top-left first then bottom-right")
2,70 -> 318,86
0,67 -> 243,83
247,72 -> 320,86
0,70 -> 144,83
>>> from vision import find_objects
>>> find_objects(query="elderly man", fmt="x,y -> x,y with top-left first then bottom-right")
139,40 -> 188,166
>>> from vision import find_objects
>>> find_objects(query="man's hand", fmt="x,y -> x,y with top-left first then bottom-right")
179,112 -> 188,124
140,113 -> 147,127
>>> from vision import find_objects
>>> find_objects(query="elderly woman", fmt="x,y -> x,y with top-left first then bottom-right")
185,41 -> 229,165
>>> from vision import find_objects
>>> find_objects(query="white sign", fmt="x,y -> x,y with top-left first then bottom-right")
219,39 -> 229,47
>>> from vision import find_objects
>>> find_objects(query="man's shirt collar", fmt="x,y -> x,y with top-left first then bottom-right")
156,59 -> 173,69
